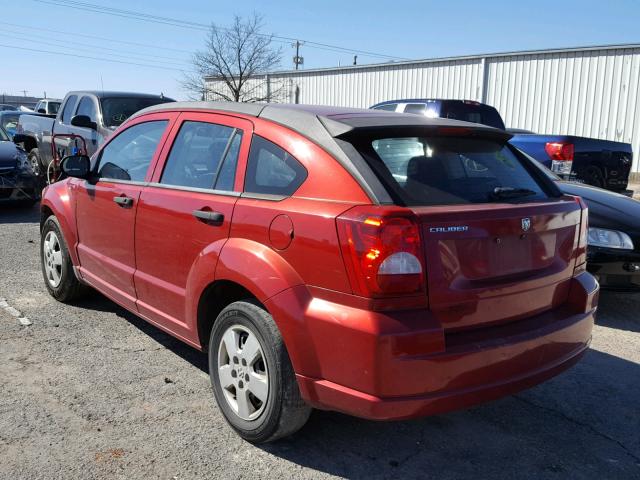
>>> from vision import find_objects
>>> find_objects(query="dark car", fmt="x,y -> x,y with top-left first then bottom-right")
41,101 -> 596,442
526,155 -> 640,291
0,104 -> 18,112
0,125 -> 39,205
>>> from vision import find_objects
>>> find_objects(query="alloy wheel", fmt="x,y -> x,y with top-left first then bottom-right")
43,231 -> 63,288
217,324 -> 269,421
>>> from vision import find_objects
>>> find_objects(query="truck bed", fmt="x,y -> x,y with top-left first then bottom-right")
509,134 -> 633,192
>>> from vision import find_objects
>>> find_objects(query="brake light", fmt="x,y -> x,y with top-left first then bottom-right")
336,206 -> 425,297
573,196 -> 588,274
545,142 -> 574,175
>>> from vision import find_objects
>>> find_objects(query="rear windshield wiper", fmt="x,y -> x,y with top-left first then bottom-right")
489,186 -> 537,200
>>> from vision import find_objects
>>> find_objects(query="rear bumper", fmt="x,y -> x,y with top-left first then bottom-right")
587,246 -> 640,292
267,272 -> 598,421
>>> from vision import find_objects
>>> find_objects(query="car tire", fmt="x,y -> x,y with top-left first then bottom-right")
28,148 -> 43,176
208,300 -> 311,443
41,215 -> 88,302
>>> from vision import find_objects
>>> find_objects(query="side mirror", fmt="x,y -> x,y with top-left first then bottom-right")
61,155 -> 91,179
70,114 -> 97,130
37,108 -> 46,114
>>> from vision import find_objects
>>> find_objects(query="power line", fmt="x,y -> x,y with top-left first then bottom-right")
0,30 -> 191,67
0,42 -> 193,73
33,0 -> 408,61
0,20 -> 193,55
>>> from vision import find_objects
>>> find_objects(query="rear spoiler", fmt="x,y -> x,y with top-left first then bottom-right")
320,115 -> 513,143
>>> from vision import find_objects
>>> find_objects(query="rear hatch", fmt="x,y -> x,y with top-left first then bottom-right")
351,128 -> 582,331
414,200 -> 580,330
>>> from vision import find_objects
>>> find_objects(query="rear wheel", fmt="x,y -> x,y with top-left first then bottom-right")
208,301 -> 311,443
41,216 -> 88,302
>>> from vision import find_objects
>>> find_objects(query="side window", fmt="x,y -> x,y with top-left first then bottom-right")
373,103 -> 397,112
97,120 -> 167,182
75,96 -> 97,123
404,103 -> 426,115
160,121 -> 240,190
244,136 -> 307,196
60,96 -> 77,124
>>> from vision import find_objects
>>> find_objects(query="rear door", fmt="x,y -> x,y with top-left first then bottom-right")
133,112 -> 251,338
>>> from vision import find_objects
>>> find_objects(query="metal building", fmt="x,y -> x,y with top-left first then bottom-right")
205,44 -> 640,172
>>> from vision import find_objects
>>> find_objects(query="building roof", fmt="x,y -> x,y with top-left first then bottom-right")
205,42 -> 640,79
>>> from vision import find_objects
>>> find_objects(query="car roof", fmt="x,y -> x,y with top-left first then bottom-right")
133,101 -> 507,142
65,91 -> 172,100
131,101 -> 510,206
372,99 -> 493,107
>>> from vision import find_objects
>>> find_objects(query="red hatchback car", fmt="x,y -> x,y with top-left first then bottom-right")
40,102 -> 598,442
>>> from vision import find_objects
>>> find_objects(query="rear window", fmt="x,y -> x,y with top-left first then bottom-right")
404,104 -> 426,115
372,103 -> 398,112
100,97 -> 172,127
367,136 -> 550,206
441,103 -> 506,130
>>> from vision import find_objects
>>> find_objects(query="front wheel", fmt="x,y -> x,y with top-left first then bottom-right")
208,301 -> 311,443
41,216 -> 88,302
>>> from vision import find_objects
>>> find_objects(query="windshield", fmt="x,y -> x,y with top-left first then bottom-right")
100,97 -> 171,127
0,126 -> 9,142
364,136 -> 550,206
49,102 -> 61,114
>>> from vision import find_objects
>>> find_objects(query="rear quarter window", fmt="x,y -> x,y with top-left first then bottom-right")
244,136 -> 307,196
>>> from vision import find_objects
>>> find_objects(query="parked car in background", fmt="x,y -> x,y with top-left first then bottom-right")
0,125 -> 38,206
14,91 -> 174,179
0,104 -> 18,112
525,156 -> 640,291
41,102 -> 597,442
0,110 -> 30,139
371,99 -> 634,193
33,98 -> 62,115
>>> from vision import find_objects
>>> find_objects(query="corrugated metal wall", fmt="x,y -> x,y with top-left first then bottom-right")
205,45 -> 640,171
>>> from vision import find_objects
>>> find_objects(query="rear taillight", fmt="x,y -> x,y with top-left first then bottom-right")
336,206 -> 425,297
573,196 -> 588,274
545,142 -> 574,175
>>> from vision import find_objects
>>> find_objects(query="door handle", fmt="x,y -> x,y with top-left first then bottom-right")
193,209 -> 224,226
113,196 -> 133,207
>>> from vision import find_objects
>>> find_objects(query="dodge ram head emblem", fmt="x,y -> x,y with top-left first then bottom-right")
521,218 -> 531,231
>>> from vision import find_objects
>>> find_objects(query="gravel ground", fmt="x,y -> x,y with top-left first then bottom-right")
1,204 -> 639,480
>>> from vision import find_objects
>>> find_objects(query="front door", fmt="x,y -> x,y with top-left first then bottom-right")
133,113 -> 252,340
75,116 -> 172,310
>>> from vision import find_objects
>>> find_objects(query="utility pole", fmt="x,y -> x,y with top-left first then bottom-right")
353,55 -> 358,65
293,40 -> 304,70
21,90 -> 28,97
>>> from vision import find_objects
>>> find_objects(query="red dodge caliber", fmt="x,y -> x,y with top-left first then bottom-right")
40,102 -> 598,442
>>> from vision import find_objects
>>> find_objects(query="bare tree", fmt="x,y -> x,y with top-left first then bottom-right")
182,14 -> 283,103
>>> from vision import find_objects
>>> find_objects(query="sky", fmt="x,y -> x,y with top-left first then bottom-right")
1,0 -> 639,101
